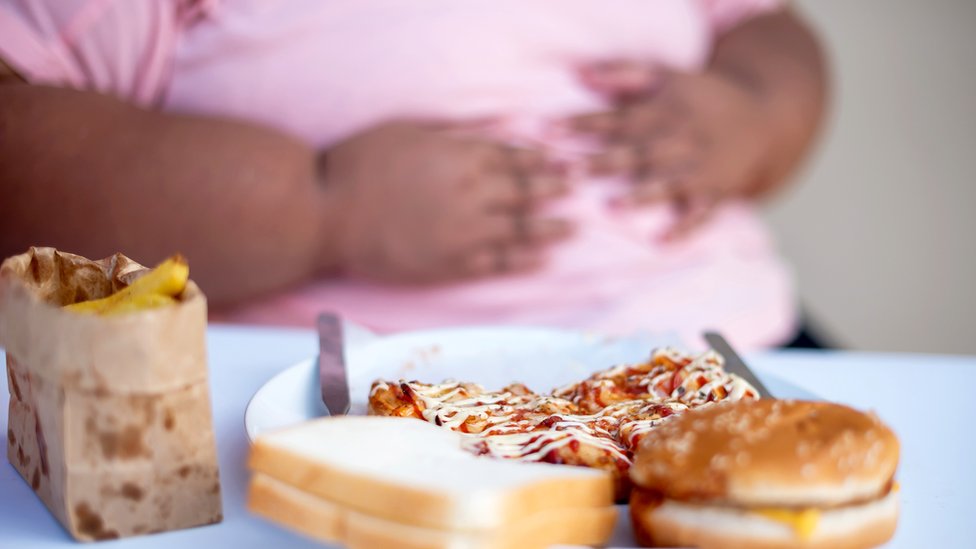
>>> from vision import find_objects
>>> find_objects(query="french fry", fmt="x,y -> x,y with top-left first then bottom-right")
101,293 -> 179,316
64,255 -> 189,315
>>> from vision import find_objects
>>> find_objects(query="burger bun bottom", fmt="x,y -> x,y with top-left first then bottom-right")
631,490 -> 898,549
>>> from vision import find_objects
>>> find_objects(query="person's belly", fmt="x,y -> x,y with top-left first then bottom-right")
168,0 -> 796,349
163,0 -> 710,146
215,194 -> 797,350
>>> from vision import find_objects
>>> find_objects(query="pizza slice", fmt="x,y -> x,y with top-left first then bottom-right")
366,346 -> 759,502
552,348 -> 758,412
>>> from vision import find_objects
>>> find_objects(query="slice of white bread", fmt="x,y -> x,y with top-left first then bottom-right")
250,473 -> 618,549
247,416 -> 614,532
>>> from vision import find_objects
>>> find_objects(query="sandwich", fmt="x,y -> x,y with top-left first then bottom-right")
247,416 -> 618,549
629,399 -> 899,548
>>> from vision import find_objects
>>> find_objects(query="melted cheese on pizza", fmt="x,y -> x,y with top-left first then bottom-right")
368,347 -> 758,499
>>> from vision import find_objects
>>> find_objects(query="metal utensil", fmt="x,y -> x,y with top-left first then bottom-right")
318,312 -> 350,415
703,331 -> 774,398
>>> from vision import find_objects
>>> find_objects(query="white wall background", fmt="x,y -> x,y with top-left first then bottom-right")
764,0 -> 976,353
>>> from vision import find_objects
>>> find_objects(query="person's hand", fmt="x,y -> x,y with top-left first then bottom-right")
321,122 -> 572,284
572,61 -> 773,239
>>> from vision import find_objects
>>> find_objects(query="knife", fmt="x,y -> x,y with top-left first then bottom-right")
318,312 -> 350,415
703,331 -> 774,398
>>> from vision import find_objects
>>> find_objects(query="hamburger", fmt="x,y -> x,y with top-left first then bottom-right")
629,400 -> 899,548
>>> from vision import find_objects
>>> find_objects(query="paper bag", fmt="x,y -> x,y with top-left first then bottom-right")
0,248 -> 222,541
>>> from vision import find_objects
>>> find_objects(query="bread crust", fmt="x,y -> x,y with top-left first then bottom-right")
248,473 -> 342,544
630,400 -> 899,507
248,417 -> 614,532
249,473 -> 617,549
630,490 -> 899,549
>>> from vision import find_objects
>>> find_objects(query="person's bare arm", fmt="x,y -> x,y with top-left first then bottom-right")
0,83 -> 339,305
0,80 -> 572,304
0,57 -> 24,83
709,9 -> 829,196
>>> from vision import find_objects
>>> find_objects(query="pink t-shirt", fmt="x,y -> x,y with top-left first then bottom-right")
0,0 -> 796,350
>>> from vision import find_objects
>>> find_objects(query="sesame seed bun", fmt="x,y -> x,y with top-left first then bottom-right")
630,400 -> 900,507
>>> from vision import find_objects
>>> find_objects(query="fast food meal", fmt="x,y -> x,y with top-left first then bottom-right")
247,416 -> 617,549
246,336 -> 901,549
0,248 -> 222,541
368,347 -> 759,499
629,399 -> 900,548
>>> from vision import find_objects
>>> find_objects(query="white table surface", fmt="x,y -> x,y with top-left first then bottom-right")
1,324 -> 973,548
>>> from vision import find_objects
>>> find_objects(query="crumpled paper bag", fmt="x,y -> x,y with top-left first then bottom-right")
0,247 -> 222,541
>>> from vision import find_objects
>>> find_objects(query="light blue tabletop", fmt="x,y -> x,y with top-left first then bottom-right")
1,325 -> 973,548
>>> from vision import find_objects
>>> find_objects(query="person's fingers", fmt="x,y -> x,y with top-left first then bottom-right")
479,212 -> 574,244
500,245 -> 545,272
616,177 -> 679,207
520,216 -> 575,244
588,123 -> 701,180
460,245 -> 545,277
580,60 -> 658,102
489,170 -> 570,209
521,174 -> 571,204
490,175 -> 570,208
504,146 -> 549,174
623,103 -> 675,139
459,247 -> 497,278
570,103 -> 673,141
644,132 -> 700,169
587,131 -> 696,178
485,144 -> 565,177
587,143 -> 641,176
569,111 -> 620,138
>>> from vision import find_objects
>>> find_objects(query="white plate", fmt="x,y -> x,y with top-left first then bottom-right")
244,326 -> 819,549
